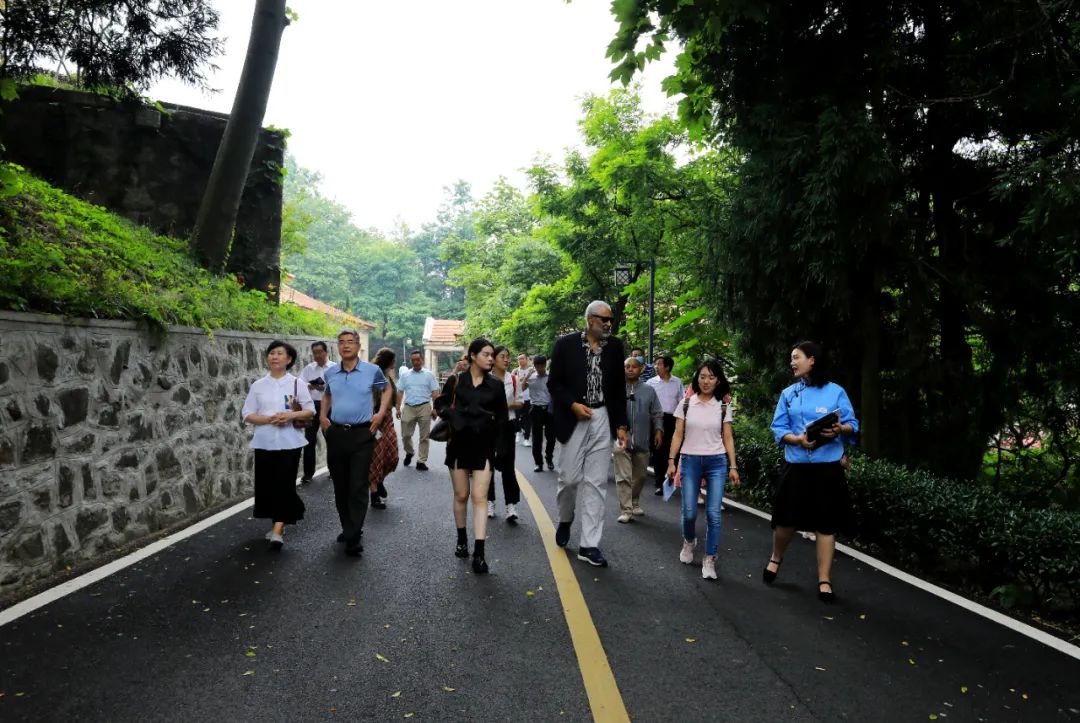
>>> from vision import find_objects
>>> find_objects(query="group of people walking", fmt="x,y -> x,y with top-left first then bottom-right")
241,301 -> 859,601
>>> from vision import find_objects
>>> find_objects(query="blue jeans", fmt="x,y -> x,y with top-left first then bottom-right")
680,454 -> 728,556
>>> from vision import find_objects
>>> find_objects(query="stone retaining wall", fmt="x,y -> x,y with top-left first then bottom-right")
0,311 -> 336,596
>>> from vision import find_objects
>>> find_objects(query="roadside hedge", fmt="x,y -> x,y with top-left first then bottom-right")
731,417 -> 1080,613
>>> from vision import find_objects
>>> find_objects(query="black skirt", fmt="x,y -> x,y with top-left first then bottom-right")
770,461 -> 850,535
253,448 -> 306,524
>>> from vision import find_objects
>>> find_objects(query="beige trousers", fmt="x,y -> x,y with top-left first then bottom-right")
613,443 -> 649,513
400,403 -> 432,463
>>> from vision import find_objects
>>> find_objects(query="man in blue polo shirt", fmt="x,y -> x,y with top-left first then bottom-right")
397,349 -> 440,471
319,329 -> 392,556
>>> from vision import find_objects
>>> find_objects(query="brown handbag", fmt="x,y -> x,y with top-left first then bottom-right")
290,378 -> 307,429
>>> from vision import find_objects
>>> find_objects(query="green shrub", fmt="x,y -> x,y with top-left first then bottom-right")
0,165 -> 336,336
731,415 -> 1080,613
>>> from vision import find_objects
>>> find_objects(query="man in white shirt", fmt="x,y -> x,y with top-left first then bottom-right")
299,341 -> 338,483
646,355 -> 684,494
397,349 -> 440,471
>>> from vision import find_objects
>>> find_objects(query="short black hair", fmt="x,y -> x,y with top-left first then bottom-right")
311,341 -> 328,352
466,337 -> 494,364
631,347 -> 645,356
690,359 -> 731,398
793,340 -> 831,387
409,349 -> 423,358
533,354 -> 547,366
656,355 -> 674,370
265,340 -> 298,370
493,345 -> 509,358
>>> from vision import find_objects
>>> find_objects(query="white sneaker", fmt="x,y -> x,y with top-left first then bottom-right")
617,512 -> 631,523
264,530 -> 273,541
515,432 -> 523,444
702,556 -> 717,580
679,539 -> 696,564
487,501 -> 496,519
505,503 -> 518,522
631,506 -> 645,516
268,532 -> 284,550
523,439 -> 532,447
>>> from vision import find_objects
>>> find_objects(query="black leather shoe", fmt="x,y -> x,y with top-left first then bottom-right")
547,462 -> 555,471
345,543 -> 363,557
377,482 -> 388,499
534,465 -> 543,472
454,542 -> 469,558
370,493 -> 386,510
818,581 -> 835,603
403,454 -> 413,466
555,522 -> 571,547
763,558 -> 783,584
653,487 -> 664,496
416,462 -> 429,471
472,555 -> 489,574
336,532 -> 347,543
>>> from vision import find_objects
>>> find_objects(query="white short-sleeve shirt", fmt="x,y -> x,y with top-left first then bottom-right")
674,394 -> 734,456
241,373 -> 314,450
647,375 -> 684,415
501,372 -> 519,420
300,360 -> 338,401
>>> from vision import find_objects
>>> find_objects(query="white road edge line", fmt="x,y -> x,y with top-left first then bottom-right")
0,466 -> 329,628
722,497 -> 1080,662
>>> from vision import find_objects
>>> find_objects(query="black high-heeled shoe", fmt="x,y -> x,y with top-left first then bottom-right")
762,558 -> 782,584
472,555 -> 489,574
818,580 -> 835,603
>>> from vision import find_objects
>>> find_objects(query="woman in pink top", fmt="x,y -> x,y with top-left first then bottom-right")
666,360 -> 740,579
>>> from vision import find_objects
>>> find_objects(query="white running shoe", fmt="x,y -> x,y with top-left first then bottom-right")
617,512 -> 631,523
702,556 -> 717,580
523,439 -> 531,447
505,503 -> 518,522
487,501 -> 496,519
679,539 -> 696,564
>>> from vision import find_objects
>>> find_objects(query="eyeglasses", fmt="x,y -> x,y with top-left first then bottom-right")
590,314 -> 615,323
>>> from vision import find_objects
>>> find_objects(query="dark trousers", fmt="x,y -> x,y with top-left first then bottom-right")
530,405 -> 557,467
324,424 -> 374,544
519,401 -> 532,439
302,400 -> 324,479
651,413 -> 677,487
488,426 -> 521,505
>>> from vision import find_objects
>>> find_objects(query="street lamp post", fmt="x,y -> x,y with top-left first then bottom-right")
613,260 -> 656,361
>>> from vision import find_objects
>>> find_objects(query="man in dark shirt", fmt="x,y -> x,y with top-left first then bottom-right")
547,301 -> 629,568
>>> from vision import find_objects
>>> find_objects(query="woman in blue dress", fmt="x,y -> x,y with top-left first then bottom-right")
763,341 -> 858,602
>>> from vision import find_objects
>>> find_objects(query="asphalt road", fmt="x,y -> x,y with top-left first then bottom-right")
1,433 -> 1079,722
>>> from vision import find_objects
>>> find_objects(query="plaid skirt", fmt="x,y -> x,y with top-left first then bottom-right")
369,413 -> 399,485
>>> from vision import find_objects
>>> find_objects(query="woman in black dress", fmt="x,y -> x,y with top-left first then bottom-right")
434,337 -> 509,574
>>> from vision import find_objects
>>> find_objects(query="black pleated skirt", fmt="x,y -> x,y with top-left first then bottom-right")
770,461 -> 850,535
253,448 -> 306,525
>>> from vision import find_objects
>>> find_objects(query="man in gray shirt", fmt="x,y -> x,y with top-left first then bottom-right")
616,356 -> 662,523
524,354 -> 556,472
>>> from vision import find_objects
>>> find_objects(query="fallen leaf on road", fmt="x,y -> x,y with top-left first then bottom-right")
526,591 -> 535,596
909,659 -> 916,665
443,686 -> 455,692
823,616 -> 834,621
391,691 -> 401,698
929,715 -> 939,720
901,641 -> 910,646
245,651 -> 256,658
685,638 -> 696,643
1022,693 -> 1029,700
859,614 -> 866,620
202,608 -> 210,613
404,714 -> 414,719
384,624 -> 391,629
375,653 -> 389,663
89,592 -> 102,597
347,599 -> 357,607
960,687 -> 968,694
815,667 -> 826,672
329,707 -> 336,712
242,671 -> 254,677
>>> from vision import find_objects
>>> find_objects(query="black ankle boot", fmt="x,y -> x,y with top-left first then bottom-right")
472,554 -> 489,574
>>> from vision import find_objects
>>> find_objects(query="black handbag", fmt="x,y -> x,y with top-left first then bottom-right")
429,374 -> 458,442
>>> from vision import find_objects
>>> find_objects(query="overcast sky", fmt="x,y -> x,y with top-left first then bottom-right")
150,0 -> 678,234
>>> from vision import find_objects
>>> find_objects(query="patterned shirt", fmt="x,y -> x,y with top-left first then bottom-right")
580,332 -> 607,405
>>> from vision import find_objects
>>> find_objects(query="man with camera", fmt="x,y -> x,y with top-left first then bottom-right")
299,341 -> 338,483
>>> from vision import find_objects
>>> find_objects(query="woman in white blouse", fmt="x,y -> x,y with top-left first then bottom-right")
488,346 -> 524,522
241,340 -> 315,549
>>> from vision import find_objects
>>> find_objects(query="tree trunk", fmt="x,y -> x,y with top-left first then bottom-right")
191,0 -> 287,270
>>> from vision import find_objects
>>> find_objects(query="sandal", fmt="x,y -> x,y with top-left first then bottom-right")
818,580 -> 835,603
762,558 -> 783,585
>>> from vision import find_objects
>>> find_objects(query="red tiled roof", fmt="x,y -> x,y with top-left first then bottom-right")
423,317 -> 465,346
280,284 -> 375,330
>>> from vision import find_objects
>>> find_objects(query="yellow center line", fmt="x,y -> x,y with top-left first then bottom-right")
517,470 -> 630,723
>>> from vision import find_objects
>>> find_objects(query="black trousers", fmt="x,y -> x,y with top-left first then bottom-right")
324,424 -> 375,545
519,401 -> 532,439
488,425 -> 521,505
651,413 -> 677,487
302,400 -> 324,479
530,405 -> 557,467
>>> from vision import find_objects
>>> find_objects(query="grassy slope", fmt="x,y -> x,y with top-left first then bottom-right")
0,166 -> 334,335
